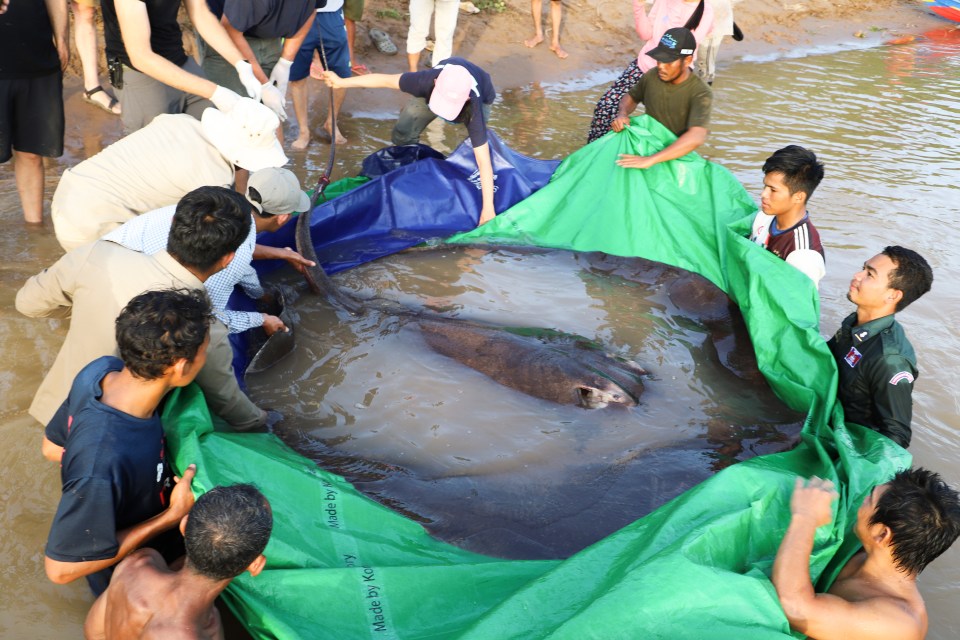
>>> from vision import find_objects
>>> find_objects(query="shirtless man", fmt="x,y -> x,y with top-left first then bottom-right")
773,470 -> 960,640
84,484 -> 273,640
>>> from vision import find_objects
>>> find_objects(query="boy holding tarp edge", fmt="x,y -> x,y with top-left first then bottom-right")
41,289 -> 207,595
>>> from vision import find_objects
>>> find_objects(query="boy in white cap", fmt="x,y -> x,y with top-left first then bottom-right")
104,167 -> 314,335
51,98 -> 287,251
321,57 -> 498,225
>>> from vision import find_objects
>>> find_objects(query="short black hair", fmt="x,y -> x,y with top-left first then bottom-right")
185,484 -> 272,582
115,289 -> 213,380
870,468 -> 960,575
882,246 -> 933,312
762,145 -> 825,201
167,186 -> 251,272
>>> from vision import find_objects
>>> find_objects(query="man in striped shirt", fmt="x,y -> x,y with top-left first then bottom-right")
749,145 -> 826,288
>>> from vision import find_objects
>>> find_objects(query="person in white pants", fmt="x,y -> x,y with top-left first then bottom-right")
697,0 -> 740,85
406,0 -> 459,71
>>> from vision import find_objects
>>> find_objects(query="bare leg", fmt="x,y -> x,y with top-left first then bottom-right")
524,0 -> 543,48
322,87 -> 347,144
290,78 -> 311,151
14,150 -> 45,224
407,51 -> 420,73
549,0 -> 567,59
345,18 -> 358,69
72,1 -> 120,113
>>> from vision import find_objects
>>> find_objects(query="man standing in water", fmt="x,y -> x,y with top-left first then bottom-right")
17,186 -> 267,432
84,484 -> 272,640
827,246 -> 932,448
42,289 -> 205,594
773,470 -> 960,640
750,145 -> 826,288
610,27 -> 712,170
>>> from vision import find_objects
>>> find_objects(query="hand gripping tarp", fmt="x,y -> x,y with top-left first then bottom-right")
163,115 -> 908,639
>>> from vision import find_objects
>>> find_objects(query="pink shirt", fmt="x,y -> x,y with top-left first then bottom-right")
633,0 -> 715,72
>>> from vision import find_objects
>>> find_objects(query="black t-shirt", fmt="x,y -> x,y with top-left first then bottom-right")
398,57 -> 495,147
207,0 -> 313,39
102,0 -> 188,70
45,356 -> 176,592
0,0 -> 60,78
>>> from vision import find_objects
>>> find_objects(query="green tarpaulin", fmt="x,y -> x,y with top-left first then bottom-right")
162,116 -> 909,639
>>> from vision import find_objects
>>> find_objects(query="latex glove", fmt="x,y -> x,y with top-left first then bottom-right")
235,60 -> 262,100
260,83 -> 288,122
210,85 -> 241,112
268,58 -> 293,99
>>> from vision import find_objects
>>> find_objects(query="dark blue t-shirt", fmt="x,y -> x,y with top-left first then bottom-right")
45,356 -> 176,594
398,57 -> 495,147
207,0 -> 313,39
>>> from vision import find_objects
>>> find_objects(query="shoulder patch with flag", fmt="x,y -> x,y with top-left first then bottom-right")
844,346 -> 862,367
889,371 -> 915,386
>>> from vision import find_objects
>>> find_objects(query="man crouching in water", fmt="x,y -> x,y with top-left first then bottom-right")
84,484 -> 272,640
773,469 -> 960,640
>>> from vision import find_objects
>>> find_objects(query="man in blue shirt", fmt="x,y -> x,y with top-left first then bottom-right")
42,289 -> 209,595
200,0 -> 315,122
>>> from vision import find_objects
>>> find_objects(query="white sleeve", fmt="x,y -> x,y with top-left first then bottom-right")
786,249 -> 826,290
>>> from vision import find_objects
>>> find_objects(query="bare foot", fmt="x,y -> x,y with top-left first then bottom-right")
291,133 -> 310,151
550,43 -> 568,59
524,34 -> 544,48
323,122 -> 347,145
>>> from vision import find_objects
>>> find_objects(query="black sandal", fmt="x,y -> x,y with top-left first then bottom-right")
83,85 -> 120,115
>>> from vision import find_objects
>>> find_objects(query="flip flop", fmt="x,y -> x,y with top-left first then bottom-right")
351,63 -> 370,75
459,1 -> 480,13
82,85 -> 120,115
369,28 -> 398,56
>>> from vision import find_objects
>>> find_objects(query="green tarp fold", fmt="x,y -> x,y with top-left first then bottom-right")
162,115 -> 909,639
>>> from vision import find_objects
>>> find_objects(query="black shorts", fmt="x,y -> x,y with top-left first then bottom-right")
0,70 -> 65,163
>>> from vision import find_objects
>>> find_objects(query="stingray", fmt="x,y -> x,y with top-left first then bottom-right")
243,212 -> 803,559
258,206 -> 652,409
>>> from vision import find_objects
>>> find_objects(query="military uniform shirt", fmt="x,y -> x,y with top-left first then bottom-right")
827,312 -> 917,448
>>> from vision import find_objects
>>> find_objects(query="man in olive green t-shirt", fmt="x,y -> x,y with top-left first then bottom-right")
611,27 -> 712,170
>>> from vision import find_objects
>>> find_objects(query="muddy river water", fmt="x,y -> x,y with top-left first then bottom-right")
1,34 -> 959,638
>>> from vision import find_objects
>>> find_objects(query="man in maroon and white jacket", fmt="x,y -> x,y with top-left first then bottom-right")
749,145 -> 826,288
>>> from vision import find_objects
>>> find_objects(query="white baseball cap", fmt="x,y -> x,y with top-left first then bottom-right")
201,98 -> 287,172
246,167 -> 310,215
428,64 -> 476,121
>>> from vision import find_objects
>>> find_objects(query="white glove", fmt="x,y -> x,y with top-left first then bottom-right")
268,58 -> 293,100
210,85 -> 241,112
235,60 -> 262,100
260,82 -> 287,122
